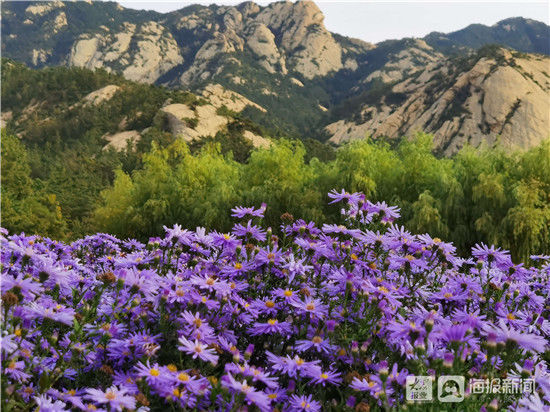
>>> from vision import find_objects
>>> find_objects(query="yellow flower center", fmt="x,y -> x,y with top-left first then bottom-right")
206,278 -> 215,285
167,364 -> 178,372
321,373 -> 329,379
405,255 -> 414,261
507,313 -> 516,320
265,300 -> 275,308
351,254 -> 358,260
105,391 -> 116,400
284,290 -> 293,297
234,263 -> 242,270
444,292 -> 453,298
176,288 -> 185,297
178,373 -> 190,382
312,336 -> 323,344
306,303 -> 315,311
149,368 -> 160,377
268,319 -> 277,325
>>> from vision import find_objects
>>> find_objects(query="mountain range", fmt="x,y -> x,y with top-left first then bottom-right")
2,0 -> 549,153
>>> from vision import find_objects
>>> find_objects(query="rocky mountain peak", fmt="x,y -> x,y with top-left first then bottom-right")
1,2 -> 548,154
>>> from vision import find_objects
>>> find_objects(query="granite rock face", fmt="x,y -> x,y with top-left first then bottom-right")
68,22 -> 183,84
327,48 -> 550,154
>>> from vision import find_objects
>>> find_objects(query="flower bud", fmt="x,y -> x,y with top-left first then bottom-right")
244,344 -> 254,360
488,399 -> 498,411
379,361 -> 389,381
443,352 -> 454,369
346,396 -> 356,408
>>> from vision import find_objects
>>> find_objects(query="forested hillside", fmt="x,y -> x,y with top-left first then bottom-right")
2,1 -> 549,144
2,60 -> 549,261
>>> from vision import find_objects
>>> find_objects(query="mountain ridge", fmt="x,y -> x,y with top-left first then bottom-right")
2,0 -> 549,153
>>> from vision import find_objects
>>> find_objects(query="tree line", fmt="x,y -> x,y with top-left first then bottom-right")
4,131 -> 548,263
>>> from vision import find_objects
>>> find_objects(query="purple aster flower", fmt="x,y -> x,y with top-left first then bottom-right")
305,366 -> 342,386
248,319 -> 292,336
266,352 -> 320,378
288,394 -> 322,412
163,223 -> 193,244
221,260 -> 253,277
517,393 -> 548,412
294,335 -> 336,354
350,376 -> 383,396
1,334 -> 18,354
472,243 -> 512,268
327,189 -> 363,205
27,300 -> 75,326
452,309 -> 487,329
134,361 -> 169,387
231,203 -> 267,219
439,324 -> 471,344
85,385 -> 136,412
233,220 -> 267,241
4,360 -> 31,382
221,374 -> 271,412
178,337 -> 219,364
33,395 -> 68,412
255,246 -> 282,266
371,201 -> 401,223
1,274 -> 43,299
483,320 -> 547,353
291,297 -> 328,319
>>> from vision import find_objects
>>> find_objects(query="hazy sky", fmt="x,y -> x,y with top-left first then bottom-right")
118,1 -> 549,43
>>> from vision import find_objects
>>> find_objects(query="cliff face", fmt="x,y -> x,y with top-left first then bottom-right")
326,48 -> 550,154
2,0 -> 372,84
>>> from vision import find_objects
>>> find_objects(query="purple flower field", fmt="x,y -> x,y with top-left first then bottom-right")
1,191 -> 549,411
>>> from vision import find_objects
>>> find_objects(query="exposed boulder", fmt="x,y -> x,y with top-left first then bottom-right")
246,23 -> 287,74
199,84 -> 266,113
25,1 -> 65,17
103,130 -> 140,151
82,85 -> 121,106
